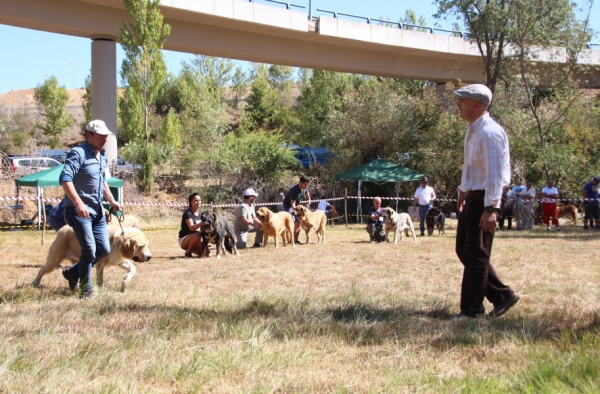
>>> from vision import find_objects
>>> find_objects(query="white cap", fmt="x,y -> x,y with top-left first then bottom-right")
243,188 -> 258,197
85,120 -> 113,135
454,84 -> 493,107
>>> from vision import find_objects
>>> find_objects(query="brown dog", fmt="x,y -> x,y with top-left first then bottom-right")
292,205 -> 326,243
557,205 -> 578,225
32,225 -> 152,292
256,207 -> 295,247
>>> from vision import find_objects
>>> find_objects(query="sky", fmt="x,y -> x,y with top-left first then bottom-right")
0,0 -> 598,94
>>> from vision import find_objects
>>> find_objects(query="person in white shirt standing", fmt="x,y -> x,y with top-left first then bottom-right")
412,177 -> 436,236
453,84 -> 519,319
516,179 -> 536,230
541,179 -> 560,231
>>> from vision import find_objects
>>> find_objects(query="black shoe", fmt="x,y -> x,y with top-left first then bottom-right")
184,252 -> 193,258
62,268 -> 78,291
488,294 -> 520,318
252,243 -> 262,248
584,225 -> 589,230
420,233 -> 425,237
294,240 -> 303,245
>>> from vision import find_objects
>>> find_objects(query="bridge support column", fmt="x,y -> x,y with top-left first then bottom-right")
91,38 -> 117,171
436,82 -> 454,113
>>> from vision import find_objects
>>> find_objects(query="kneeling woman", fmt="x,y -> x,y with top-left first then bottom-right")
178,193 -> 209,257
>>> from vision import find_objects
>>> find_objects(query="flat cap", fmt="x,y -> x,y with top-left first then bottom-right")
454,84 -> 493,107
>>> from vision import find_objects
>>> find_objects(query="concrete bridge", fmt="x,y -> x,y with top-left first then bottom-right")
1,0 -> 599,160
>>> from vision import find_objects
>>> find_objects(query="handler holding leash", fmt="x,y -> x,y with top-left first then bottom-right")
453,84 -> 519,319
234,188 -> 263,249
60,120 -> 122,299
283,175 -> 311,244
178,193 -> 209,258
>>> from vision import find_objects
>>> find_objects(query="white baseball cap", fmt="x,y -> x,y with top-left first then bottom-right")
243,188 -> 259,197
85,120 -> 113,135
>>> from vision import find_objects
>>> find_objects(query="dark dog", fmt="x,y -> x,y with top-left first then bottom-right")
199,211 -> 240,258
425,207 -> 445,236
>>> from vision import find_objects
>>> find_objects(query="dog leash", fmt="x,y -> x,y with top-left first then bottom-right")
109,207 -> 126,233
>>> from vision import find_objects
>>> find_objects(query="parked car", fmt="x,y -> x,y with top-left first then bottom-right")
10,157 -> 62,176
294,146 -> 332,169
116,157 -> 141,172
36,149 -> 69,163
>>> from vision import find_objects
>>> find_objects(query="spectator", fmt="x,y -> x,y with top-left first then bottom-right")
178,193 -> 209,258
317,199 -> 338,223
366,197 -> 385,243
511,177 -> 525,228
412,176 -> 436,236
498,186 -> 514,230
516,179 -> 536,230
541,179 -> 560,231
283,176 -> 311,244
59,120 -> 122,299
234,188 -> 263,249
275,187 -> 285,212
583,175 -> 600,230
453,84 -> 519,319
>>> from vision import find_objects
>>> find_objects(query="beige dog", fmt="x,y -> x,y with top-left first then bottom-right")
31,225 -> 152,292
292,205 -> 326,244
380,207 -> 417,243
256,207 -> 295,247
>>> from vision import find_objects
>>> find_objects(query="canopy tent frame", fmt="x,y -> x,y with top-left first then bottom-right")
333,158 -> 424,223
15,164 -> 123,230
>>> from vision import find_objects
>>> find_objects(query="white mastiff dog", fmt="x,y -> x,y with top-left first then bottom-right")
380,207 -> 417,243
32,220 -> 152,292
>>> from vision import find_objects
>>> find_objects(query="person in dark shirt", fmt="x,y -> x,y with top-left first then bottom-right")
283,175 -> 311,244
178,193 -> 209,258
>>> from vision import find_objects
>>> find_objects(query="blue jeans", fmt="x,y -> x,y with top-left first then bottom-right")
419,204 -> 432,235
63,206 -> 110,294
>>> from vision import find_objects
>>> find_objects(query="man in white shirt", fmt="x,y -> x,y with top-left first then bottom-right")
453,84 -> 519,320
541,179 -> 560,231
516,179 -> 536,230
412,177 -> 436,236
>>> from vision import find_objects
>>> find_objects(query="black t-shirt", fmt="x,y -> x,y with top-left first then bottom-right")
283,184 -> 306,210
179,209 -> 202,238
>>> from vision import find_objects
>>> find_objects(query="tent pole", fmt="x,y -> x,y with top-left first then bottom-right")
396,182 -> 400,212
357,180 -> 362,224
37,187 -> 42,231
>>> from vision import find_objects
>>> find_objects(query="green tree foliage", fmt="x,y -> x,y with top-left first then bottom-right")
293,70 -> 355,146
244,64 -> 280,130
231,66 -> 248,109
33,76 -> 74,149
82,74 -> 92,125
118,0 -> 171,192
190,55 -> 234,102
207,130 -> 299,196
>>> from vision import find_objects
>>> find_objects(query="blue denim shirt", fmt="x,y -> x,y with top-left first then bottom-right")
59,141 -> 108,215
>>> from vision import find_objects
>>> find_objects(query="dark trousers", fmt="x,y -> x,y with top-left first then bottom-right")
498,206 -> 513,229
455,192 -> 515,316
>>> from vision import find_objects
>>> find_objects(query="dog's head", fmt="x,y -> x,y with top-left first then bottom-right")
292,205 -> 309,219
426,207 -> 441,219
380,207 -> 396,222
200,211 -> 217,234
256,207 -> 273,223
119,228 -> 152,263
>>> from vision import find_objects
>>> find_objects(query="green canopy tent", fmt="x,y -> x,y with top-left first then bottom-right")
333,158 -> 424,222
15,164 -> 124,230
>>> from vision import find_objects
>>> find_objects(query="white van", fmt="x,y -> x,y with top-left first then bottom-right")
11,157 -> 62,176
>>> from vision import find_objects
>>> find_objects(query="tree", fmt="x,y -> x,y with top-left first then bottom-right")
82,74 -> 92,125
190,55 -> 234,103
231,66 -> 248,109
119,0 -> 170,143
33,76 -> 74,148
118,0 -> 171,192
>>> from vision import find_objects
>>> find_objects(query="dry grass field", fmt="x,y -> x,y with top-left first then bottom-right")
1,218 -> 600,393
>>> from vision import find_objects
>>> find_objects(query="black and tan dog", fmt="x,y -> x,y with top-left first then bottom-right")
199,211 -> 240,259
425,207 -> 445,236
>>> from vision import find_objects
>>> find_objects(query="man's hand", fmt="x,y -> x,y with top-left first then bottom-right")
75,201 -> 90,219
480,211 -> 496,233
457,191 -> 466,212
109,200 -> 122,214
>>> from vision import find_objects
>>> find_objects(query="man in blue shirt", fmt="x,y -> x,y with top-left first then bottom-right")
583,175 -> 600,230
60,120 -> 122,298
283,175 -> 311,244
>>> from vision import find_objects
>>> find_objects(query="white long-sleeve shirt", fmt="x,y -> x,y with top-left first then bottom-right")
458,113 -> 511,208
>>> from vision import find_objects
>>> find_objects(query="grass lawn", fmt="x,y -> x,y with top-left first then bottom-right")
1,219 -> 599,393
